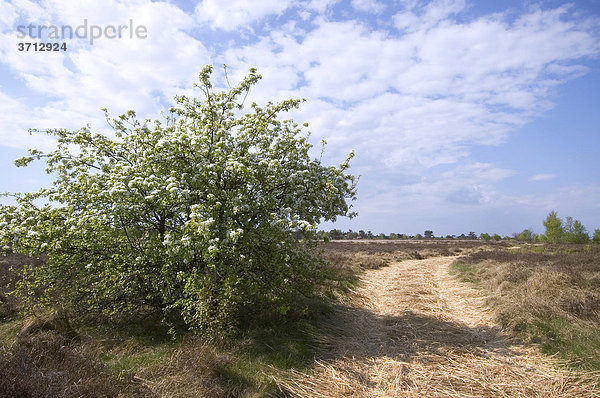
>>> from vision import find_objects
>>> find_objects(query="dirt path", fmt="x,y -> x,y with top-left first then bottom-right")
279,256 -> 598,397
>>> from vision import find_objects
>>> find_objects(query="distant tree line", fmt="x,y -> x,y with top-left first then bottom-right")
320,211 -> 600,244
319,229 -> 483,241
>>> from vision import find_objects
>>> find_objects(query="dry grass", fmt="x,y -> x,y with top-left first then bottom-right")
135,338 -> 235,397
279,353 -> 599,398
0,314 -> 150,398
451,244 -> 600,371
0,312 -> 267,398
318,240 -> 502,273
276,256 -> 600,397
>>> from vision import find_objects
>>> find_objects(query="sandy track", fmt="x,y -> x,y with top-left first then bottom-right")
279,256 -> 599,397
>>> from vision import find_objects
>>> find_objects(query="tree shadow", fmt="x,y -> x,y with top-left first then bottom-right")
317,303 -> 520,363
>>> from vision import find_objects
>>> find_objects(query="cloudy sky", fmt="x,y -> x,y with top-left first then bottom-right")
1,0 -> 599,236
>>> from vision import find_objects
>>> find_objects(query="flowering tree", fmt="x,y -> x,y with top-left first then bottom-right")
0,66 -> 356,335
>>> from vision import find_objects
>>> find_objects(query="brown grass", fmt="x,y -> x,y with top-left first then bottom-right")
0,319 -> 150,397
276,256 -> 600,397
135,338 -> 234,397
318,240 -> 503,273
451,244 -> 600,371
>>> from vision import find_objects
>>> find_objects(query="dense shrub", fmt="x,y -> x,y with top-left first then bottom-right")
0,66 -> 356,336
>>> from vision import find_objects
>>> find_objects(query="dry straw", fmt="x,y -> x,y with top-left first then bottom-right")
275,257 -> 600,397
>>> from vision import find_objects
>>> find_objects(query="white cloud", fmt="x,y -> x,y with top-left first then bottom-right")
422,0 -> 466,25
222,5 -> 598,173
0,1 -> 18,28
5,1 -> 594,172
529,174 -> 556,181
0,91 -> 57,150
393,0 -> 466,31
351,0 -> 386,14
400,162 -> 516,206
0,0 -> 211,147
334,160 -> 517,235
195,0 -> 293,31
304,0 -> 340,14
393,11 -> 419,30
501,184 -> 600,224
7,0 -> 46,21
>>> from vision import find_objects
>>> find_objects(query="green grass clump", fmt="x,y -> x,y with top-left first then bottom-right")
533,317 -> 600,372
449,261 -> 481,286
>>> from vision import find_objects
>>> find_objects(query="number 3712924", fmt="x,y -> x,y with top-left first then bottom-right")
18,42 -> 67,51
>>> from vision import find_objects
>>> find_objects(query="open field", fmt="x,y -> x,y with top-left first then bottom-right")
1,241 -> 599,397
318,239 -> 508,272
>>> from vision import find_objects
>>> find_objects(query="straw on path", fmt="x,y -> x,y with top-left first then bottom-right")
276,256 -> 599,397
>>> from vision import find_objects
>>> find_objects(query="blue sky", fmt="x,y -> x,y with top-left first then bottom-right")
0,0 -> 599,236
